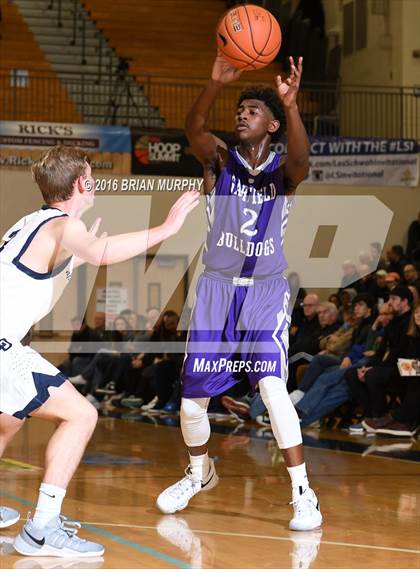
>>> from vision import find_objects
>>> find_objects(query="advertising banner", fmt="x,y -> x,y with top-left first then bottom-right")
132,129 -> 419,187
271,138 -> 419,187
0,121 -> 132,174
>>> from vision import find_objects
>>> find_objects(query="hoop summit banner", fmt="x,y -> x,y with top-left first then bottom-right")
0,121 -> 132,174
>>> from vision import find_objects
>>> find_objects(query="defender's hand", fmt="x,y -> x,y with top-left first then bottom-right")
88,218 -> 107,239
163,191 -> 200,236
275,56 -> 303,108
212,50 -> 243,84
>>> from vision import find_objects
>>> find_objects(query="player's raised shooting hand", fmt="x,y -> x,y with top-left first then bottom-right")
275,56 -> 303,109
163,191 -> 200,236
212,50 -> 243,85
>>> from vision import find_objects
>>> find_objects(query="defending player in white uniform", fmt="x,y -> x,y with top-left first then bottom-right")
0,146 -> 198,557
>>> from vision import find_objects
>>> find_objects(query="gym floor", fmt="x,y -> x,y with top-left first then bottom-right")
1,415 -> 419,569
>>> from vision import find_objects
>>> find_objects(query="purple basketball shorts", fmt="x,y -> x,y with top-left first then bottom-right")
182,271 -> 291,398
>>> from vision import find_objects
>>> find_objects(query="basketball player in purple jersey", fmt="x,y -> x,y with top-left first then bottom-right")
157,53 -> 322,531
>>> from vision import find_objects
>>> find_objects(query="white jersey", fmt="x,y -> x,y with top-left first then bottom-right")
0,206 -> 74,341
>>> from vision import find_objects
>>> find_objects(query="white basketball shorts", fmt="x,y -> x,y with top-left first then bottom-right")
0,337 -> 66,419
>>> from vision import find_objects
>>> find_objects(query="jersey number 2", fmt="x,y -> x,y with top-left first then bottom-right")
240,208 -> 258,237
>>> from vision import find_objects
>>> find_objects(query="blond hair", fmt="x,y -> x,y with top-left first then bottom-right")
32,145 -> 90,204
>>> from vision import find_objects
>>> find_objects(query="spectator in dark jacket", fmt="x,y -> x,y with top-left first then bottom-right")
290,293 -> 319,345
351,286 -> 414,431
361,300 -> 420,436
406,211 -> 420,261
386,245 -> 407,277
293,295 -> 376,425
290,301 -> 340,357
403,264 -> 420,294
368,270 -> 389,303
288,301 -> 340,391
59,316 -> 100,377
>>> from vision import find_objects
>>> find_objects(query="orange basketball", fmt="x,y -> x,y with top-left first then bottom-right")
216,4 -> 281,70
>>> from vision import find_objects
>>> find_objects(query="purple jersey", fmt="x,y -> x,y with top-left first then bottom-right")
202,147 -> 292,278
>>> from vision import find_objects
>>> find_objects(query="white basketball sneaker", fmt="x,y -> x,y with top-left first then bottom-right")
289,488 -> 323,531
0,506 -> 20,528
14,515 -> 104,557
156,459 -> 218,514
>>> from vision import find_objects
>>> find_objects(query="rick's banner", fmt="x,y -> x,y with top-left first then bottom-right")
0,121 -> 131,174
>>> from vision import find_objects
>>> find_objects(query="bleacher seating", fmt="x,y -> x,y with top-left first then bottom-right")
82,0 -> 285,129
0,0 -> 80,122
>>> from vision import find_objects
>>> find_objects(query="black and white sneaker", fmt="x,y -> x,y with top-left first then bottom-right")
289,488 -> 323,531
156,459 -> 219,514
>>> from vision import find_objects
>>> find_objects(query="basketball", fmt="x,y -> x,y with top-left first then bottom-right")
216,4 -> 281,70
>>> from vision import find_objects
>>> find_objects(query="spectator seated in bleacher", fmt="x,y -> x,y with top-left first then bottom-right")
92,311 -> 113,342
69,314 -> 134,402
289,293 -> 319,346
59,315 -> 101,378
292,294 -> 377,427
344,286 -> 413,434
406,211 -> 420,263
288,303 -> 357,405
340,260 -> 360,290
368,270 -> 390,303
365,301 -> 419,437
403,264 -> 420,295
328,293 -> 341,310
337,288 -> 357,321
353,264 -> 376,295
370,241 -> 387,271
138,307 -> 161,340
385,271 -> 401,293
288,301 -> 340,391
348,301 -> 420,437
386,245 -> 408,277
116,310 -> 186,412
408,285 -> 419,306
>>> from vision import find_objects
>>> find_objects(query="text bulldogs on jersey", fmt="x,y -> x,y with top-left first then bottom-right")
217,232 -> 275,257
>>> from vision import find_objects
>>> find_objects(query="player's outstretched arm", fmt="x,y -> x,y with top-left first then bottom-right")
185,51 -> 242,190
61,191 -> 199,266
275,56 -> 310,194
72,218 -> 108,268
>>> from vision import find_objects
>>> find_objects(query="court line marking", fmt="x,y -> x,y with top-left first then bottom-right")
2,491 -> 418,556
0,458 -> 40,470
83,522 -> 420,555
0,491 -> 193,569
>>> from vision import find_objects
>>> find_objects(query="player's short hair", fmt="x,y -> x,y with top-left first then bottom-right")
32,145 -> 90,204
237,86 -> 284,141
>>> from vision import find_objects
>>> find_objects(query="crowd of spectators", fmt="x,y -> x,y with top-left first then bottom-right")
60,220 -> 420,440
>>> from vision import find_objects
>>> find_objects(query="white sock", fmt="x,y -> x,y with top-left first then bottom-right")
189,452 -> 209,482
287,463 -> 309,497
32,483 -> 66,529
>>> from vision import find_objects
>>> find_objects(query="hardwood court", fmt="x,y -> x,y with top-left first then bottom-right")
1,416 -> 419,569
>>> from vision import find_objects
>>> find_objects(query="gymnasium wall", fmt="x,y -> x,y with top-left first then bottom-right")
324,0 -> 420,88
321,0 -> 420,139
